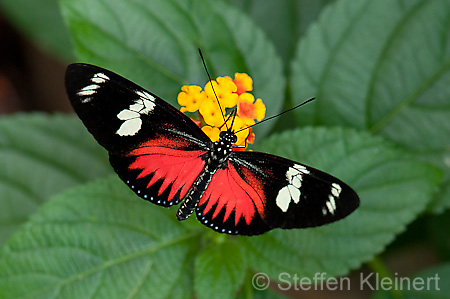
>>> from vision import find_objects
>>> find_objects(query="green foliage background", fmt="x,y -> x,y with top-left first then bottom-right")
0,0 -> 449,298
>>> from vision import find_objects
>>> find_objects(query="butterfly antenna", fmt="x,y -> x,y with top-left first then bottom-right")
198,49 -> 228,130
219,107 -> 237,130
229,107 -> 238,130
235,97 -> 316,133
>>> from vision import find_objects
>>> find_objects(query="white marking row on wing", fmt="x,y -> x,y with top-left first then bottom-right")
322,183 -> 342,215
331,183 -> 342,197
326,195 -> 336,214
91,72 -> 109,83
116,91 -> 156,136
276,164 -> 309,212
77,72 -> 110,103
78,84 -> 100,96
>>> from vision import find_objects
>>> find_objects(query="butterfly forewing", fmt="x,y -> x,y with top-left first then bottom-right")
195,151 -> 359,235
66,64 -> 211,152
66,64 -> 212,207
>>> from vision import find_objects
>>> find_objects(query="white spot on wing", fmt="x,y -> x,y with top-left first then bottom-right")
291,174 -> 302,188
116,118 -> 142,136
323,184 -> 341,215
117,110 -> 140,120
136,90 -> 154,101
78,90 -> 94,97
276,188 -> 291,212
326,200 -> 335,215
115,90 -> 156,136
276,165 -> 306,212
77,85 -> 100,101
77,84 -> 100,96
129,103 -> 144,112
140,98 -> 155,114
288,185 -> 300,203
81,97 -> 92,103
293,164 -> 310,174
91,73 -> 109,83
328,195 -> 336,211
331,183 -> 342,198
77,73 -> 109,103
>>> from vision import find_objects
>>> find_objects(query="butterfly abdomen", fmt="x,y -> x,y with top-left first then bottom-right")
177,134 -> 236,220
176,163 -> 216,220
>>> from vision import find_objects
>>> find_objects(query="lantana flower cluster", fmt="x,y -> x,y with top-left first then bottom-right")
177,73 -> 266,148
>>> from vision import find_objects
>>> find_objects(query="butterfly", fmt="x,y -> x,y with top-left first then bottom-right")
65,63 -> 359,235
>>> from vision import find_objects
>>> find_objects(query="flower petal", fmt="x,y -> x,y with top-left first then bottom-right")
177,85 -> 205,112
254,98 -> 266,121
199,98 -> 225,127
202,126 -> 221,142
234,73 -> 253,95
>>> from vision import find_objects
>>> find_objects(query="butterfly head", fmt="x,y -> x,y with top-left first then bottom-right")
219,130 -> 238,145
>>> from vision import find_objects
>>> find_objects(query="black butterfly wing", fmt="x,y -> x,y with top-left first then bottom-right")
66,63 -> 213,207
195,150 -> 359,235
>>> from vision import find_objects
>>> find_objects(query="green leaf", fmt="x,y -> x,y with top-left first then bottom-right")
228,0 -> 335,66
60,0 -> 284,137
0,176 -> 201,299
0,0 -> 73,59
237,285 -> 289,299
0,113 -> 110,246
194,240 -> 246,299
290,0 -> 450,211
373,263 -> 449,299
241,127 -> 442,279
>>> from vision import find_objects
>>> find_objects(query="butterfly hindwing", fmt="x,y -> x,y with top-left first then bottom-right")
66,63 -> 212,207
195,151 -> 359,235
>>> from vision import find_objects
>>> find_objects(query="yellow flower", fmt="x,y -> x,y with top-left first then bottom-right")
178,72 -> 265,149
233,73 -> 253,95
199,97 -> 225,127
201,126 -> 221,142
204,77 -> 238,108
237,93 -> 266,121
177,85 -> 206,112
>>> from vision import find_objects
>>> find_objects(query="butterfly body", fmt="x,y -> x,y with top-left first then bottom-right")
177,131 -> 236,220
66,63 -> 359,236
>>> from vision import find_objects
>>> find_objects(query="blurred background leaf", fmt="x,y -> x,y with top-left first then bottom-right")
0,0 -> 72,60
0,176 -> 200,298
195,240 -> 246,299
0,114 -> 110,246
227,0 -> 335,68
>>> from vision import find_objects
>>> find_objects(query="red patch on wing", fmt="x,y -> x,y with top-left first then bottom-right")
126,140 -> 207,201
199,161 -> 266,225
